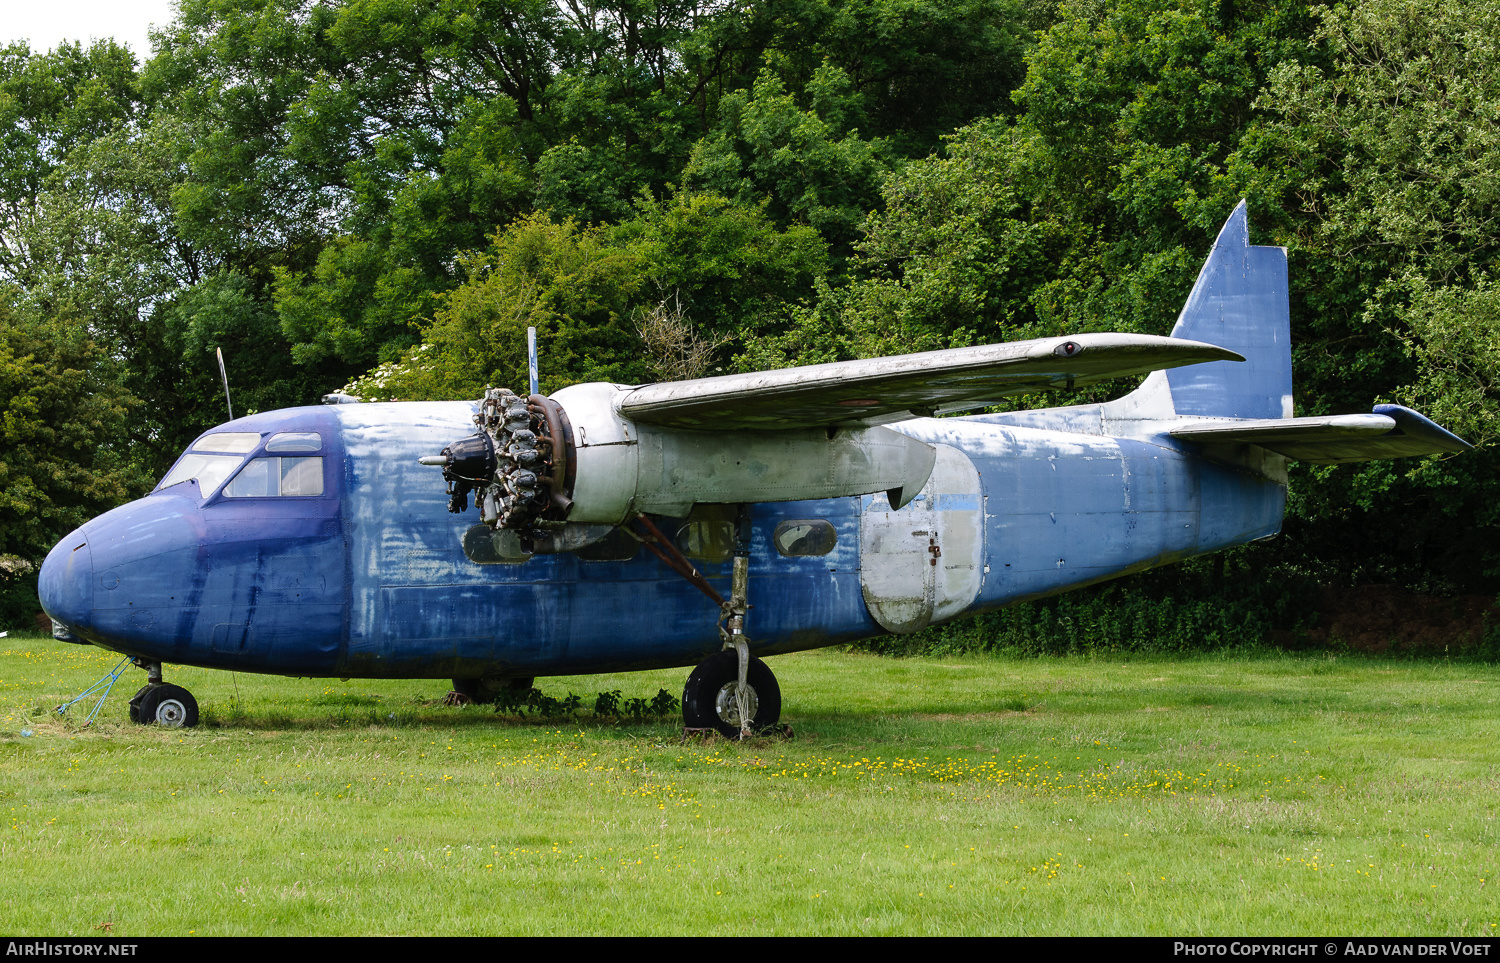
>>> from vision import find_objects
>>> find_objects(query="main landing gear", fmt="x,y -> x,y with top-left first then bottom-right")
128,661 -> 200,728
447,676 -> 535,705
682,649 -> 781,739
633,505 -> 784,739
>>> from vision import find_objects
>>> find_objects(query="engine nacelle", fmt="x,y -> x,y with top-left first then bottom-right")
425,381 -> 937,549
552,382 -> 937,524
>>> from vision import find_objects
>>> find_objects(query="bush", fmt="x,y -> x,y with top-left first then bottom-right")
856,550 -> 1321,657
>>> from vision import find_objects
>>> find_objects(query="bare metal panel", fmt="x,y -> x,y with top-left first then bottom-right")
635,423 -> 937,517
619,335 -> 1243,430
859,445 -> 984,634
1169,406 -> 1471,464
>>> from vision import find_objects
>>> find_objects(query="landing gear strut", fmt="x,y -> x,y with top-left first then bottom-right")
677,505 -> 783,738
128,662 -> 200,728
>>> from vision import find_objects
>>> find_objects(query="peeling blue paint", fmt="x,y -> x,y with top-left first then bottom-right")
34,202 -> 1359,684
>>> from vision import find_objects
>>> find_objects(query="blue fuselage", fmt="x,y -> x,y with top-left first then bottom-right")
39,401 -> 1284,679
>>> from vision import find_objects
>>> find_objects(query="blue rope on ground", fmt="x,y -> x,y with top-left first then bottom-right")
55,656 -> 132,727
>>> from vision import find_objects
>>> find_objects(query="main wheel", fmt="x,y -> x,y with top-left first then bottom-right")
682,651 -> 780,738
451,676 -> 534,704
136,684 -> 199,728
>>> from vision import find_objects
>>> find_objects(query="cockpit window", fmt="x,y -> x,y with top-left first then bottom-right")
190,432 -> 261,453
225,456 -> 325,497
266,431 -> 321,453
157,454 -> 244,497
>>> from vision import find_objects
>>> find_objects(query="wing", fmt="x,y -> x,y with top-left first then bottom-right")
620,334 -> 1244,430
1168,404 -> 1472,464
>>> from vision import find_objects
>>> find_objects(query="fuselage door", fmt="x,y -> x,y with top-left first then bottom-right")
858,443 -> 983,634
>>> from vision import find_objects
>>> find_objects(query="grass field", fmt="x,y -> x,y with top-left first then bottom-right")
1,633 -> 1497,935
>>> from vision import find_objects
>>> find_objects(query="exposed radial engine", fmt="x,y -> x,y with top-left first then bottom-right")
426,388 -> 575,548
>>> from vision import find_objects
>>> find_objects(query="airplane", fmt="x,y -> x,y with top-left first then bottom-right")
37,202 -> 1471,735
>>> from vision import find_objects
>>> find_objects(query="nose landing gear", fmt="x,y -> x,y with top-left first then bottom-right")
127,662 -> 200,728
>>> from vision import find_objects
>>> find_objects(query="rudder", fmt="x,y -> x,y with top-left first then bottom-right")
1164,201 -> 1293,420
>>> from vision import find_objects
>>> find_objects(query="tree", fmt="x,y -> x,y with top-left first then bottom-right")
0,40 -> 140,292
1260,0 -> 1500,444
635,292 -> 730,380
1250,0 -> 1500,589
0,303 -> 146,627
344,192 -> 827,398
683,65 -> 891,258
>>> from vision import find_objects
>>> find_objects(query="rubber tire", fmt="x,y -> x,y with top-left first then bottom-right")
137,684 -> 199,728
682,651 -> 780,738
127,684 -> 155,724
451,677 -> 534,704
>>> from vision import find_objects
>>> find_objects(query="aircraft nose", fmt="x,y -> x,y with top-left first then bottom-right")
38,528 -> 94,636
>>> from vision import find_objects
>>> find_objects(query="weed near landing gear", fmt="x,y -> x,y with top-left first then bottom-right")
446,676 -> 534,706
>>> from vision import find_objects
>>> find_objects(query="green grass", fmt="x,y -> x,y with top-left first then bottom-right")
2,634 -> 1498,935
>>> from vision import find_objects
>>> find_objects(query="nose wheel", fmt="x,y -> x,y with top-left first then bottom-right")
132,684 -> 199,727
127,663 -> 200,728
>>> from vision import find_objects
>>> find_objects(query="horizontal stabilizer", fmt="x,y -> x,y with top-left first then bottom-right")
1169,405 -> 1472,464
622,334 -> 1243,430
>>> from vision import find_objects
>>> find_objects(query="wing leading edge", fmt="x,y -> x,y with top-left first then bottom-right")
620,334 -> 1244,431
1168,404 -> 1472,464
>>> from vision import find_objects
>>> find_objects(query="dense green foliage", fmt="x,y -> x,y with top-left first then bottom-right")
0,305 -> 146,624
2,0 -> 1497,631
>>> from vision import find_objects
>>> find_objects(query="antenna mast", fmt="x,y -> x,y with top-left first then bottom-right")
216,347 -> 234,421
527,326 -> 539,397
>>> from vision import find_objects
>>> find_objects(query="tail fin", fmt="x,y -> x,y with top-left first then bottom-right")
1163,200 -> 1293,420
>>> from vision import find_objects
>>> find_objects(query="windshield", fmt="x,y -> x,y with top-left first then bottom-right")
157,453 -> 244,497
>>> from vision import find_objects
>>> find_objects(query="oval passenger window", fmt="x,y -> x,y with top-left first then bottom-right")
677,521 -> 735,563
773,519 -> 837,557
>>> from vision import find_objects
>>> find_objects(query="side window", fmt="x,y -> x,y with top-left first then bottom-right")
225,456 -> 325,497
674,505 -> 738,563
280,457 -> 323,495
773,519 -> 837,557
225,457 -> 275,496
